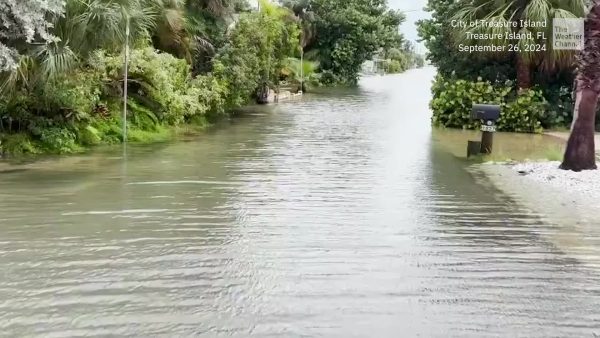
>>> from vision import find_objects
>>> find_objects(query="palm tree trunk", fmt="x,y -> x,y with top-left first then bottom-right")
560,88 -> 597,171
515,54 -> 531,90
560,3 -> 600,171
515,0 -> 531,90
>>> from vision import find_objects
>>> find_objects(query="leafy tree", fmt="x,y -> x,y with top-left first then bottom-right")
212,0 -> 299,106
450,0 -> 586,89
386,48 -> 403,61
417,0 -> 515,83
282,0 -> 404,85
282,57 -> 319,90
0,0 -> 66,71
1,0 -> 162,95
311,0 -> 404,85
280,0 -> 316,50
560,2 -> 600,171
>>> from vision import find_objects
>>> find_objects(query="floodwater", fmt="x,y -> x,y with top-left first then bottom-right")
1,67 -> 599,337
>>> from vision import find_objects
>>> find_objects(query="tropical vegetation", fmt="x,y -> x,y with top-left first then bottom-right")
281,0 -> 413,85
371,41 -> 426,74
431,76 -> 546,133
418,0 -> 590,133
420,0 -> 600,171
0,0 -> 413,156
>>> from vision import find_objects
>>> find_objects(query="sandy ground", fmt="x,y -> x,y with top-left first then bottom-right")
511,161 -> 600,194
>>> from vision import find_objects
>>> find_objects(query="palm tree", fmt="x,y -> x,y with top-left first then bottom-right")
152,0 -> 218,63
281,0 -> 316,51
282,56 -> 317,88
1,0 -> 222,93
1,0 -> 161,94
452,0 -> 586,89
185,0 -> 241,18
560,2 -> 600,171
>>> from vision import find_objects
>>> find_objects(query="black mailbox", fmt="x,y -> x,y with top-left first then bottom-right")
467,103 -> 500,157
471,104 -> 500,121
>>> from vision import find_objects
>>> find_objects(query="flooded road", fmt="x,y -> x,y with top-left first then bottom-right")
1,67 -> 599,337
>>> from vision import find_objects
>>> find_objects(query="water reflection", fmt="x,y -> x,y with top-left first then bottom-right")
433,128 -> 565,161
422,143 -> 600,336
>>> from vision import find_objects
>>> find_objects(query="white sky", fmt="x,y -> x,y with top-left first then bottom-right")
388,0 -> 430,52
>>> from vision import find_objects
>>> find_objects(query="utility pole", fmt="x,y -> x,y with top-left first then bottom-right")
299,13 -> 305,93
300,45 -> 304,93
122,13 -> 130,143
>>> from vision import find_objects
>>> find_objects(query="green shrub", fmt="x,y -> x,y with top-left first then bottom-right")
431,76 -> 504,130
127,99 -> 160,131
0,93 -> 37,134
127,125 -> 172,143
77,125 -> 102,146
542,85 -> 574,128
281,58 -> 320,88
212,8 -> 300,106
0,6 -> 305,156
39,127 -> 79,153
189,74 -> 228,117
91,118 -> 123,144
93,48 -> 210,125
501,89 -> 546,133
37,70 -> 102,121
386,59 -> 404,74
431,75 -> 546,133
0,134 -> 41,155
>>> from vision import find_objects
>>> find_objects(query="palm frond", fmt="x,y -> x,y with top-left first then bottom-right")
34,42 -> 79,80
525,0 -> 551,23
193,36 -> 215,53
284,57 -> 318,82
0,56 -> 37,95
452,0 -> 585,70
206,0 -> 230,17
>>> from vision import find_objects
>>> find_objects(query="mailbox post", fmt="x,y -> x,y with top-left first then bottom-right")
467,104 -> 500,157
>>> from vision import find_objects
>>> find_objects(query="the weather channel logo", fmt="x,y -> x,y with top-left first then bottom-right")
553,18 -> 584,50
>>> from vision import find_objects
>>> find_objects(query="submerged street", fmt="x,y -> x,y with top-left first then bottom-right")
1,67 -> 599,336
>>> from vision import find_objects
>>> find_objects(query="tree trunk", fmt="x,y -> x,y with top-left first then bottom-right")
515,53 -> 531,90
560,2 -> 600,171
515,0 -> 531,91
256,82 -> 270,104
560,89 -> 598,171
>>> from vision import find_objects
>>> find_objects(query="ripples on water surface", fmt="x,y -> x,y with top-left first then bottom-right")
1,67 -> 600,337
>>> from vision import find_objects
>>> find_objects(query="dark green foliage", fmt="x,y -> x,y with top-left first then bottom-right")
431,76 -> 546,133
502,90 -> 547,133
212,4 -> 300,106
416,0 -> 516,83
379,42 -> 425,74
293,0 -> 405,85
0,134 -> 41,155
417,0 -> 585,132
39,127 -> 80,153
94,48 -> 208,125
542,85 -> 575,128
77,125 -> 102,146
39,70 -> 103,120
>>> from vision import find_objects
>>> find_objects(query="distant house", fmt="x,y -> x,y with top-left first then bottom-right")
362,51 -> 385,75
362,61 -> 376,74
